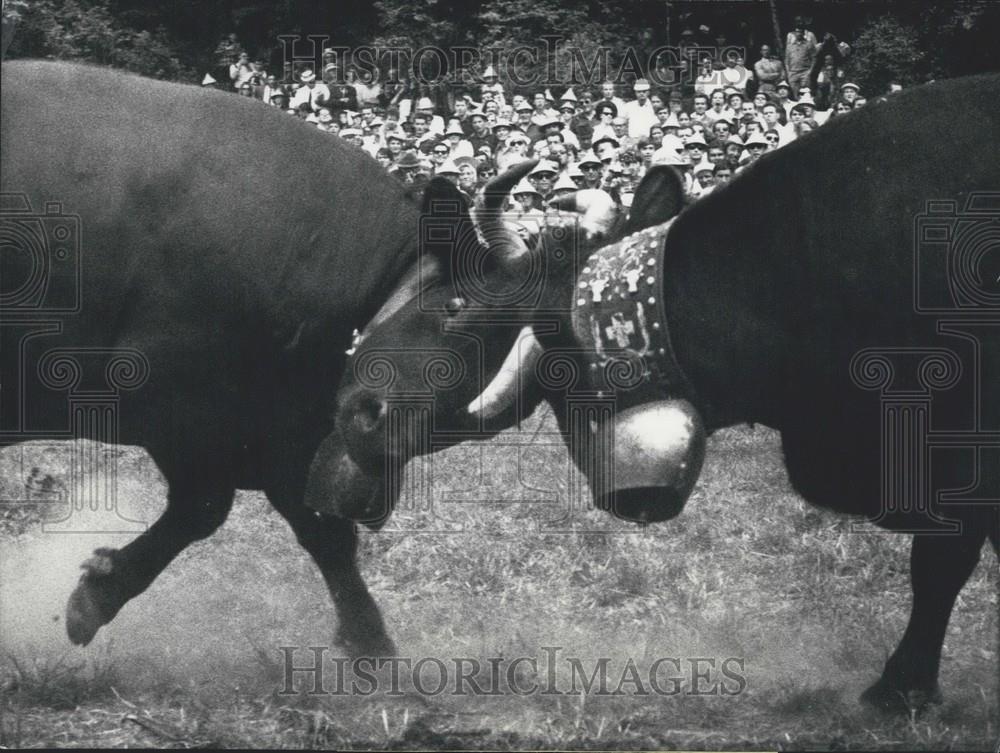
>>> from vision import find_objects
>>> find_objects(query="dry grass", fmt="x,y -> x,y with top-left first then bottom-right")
1,414 -> 996,749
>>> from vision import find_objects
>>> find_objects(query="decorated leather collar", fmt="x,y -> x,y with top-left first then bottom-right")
570,220 -> 694,404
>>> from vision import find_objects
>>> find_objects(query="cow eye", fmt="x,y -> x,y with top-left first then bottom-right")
445,297 -> 465,315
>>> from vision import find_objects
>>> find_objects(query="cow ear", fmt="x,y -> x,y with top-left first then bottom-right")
623,166 -> 685,235
421,177 -> 471,222
419,177 -> 477,273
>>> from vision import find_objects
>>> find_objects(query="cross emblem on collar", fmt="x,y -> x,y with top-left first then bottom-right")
605,313 -> 635,348
623,268 -> 642,292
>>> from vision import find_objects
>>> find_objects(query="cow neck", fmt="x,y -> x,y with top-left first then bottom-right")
572,217 -> 698,407
658,173 -> 798,431
348,254 -> 439,354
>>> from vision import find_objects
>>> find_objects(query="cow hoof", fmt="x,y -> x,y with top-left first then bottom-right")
65,548 -> 118,646
860,678 -> 943,715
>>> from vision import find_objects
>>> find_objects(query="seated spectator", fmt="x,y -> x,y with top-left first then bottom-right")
454,156 -> 480,197
592,137 -> 620,165
610,116 -> 636,151
840,82 -> 861,105
764,129 -> 781,150
591,102 -> 618,144
577,152 -> 605,189
390,151 -> 423,184
648,124 -> 665,149
374,148 -> 393,169
435,159 -> 461,186
703,89 -> 735,125
693,160 -> 716,196
713,162 -> 733,185
527,160 -> 559,200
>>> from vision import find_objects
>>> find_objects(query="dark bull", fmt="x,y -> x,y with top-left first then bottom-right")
340,74 -> 1000,713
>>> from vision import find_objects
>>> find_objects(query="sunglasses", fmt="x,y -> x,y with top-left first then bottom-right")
765,135 -> 779,142
433,150 -> 449,155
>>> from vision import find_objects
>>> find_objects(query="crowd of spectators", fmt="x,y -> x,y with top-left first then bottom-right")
217,17 -> 884,217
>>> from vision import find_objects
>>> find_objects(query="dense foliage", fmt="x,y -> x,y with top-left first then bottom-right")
2,0 -> 998,91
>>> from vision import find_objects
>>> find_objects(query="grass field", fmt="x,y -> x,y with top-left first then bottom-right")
1,409 -> 997,750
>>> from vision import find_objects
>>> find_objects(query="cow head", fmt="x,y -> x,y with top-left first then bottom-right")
307,161 -> 596,526
464,166 -> 708,524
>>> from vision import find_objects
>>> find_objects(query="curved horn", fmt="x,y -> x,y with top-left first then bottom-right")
472,160 -> 538,264
467,325 -> 542,419
548,188 -> 619,239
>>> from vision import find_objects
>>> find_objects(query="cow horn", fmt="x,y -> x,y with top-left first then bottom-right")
548,189 -> 619,239
472,160 -> 538,264
467,325 -> 541,419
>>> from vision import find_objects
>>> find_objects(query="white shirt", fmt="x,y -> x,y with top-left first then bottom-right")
621,99 -> 659,139
290,83 -> 331,111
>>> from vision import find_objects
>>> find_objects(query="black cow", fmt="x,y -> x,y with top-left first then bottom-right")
337,74 -> 1000,712
0,61 -> 528,655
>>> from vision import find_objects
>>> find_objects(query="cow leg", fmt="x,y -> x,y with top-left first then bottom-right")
266,486 -> 395,658
66,476 -> 235,646
860,526 -> 987,713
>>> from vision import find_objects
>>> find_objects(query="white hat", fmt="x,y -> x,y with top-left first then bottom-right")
529,160 -> 559,176
201,73 -> 217,86
840,82 -> 860,92
512,178 -> 541,196
633,78 -> 651,91
416,97 -> 435,110
654,149 -> 689,167
299,69 -> 316,83
436,160 -> 460,176
744,131 -> 769,147
445,121 -> 465,136
552,172 -> 578,192
577,151 -> 602,168
482,65 -> 498,79
560,88 -> 578,102
693,159 -> 715,175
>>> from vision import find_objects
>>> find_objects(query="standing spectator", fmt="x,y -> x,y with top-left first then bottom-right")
290,69 -> 330,112
622,79 -> 658,140
754,45 -> 785,94
720,51 -> 753,94
261,75 -> 284,106
229,52 -> 253,90
214,33 -> 243,70
324,64 -> 358,113
694,56 -> 719,96
414,97 -> 445,135
784,17 -> 819,97
481,65 -> 506,108
775,80 -> 794,117
596,80 -> 627,114
350,66 -> 382,109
